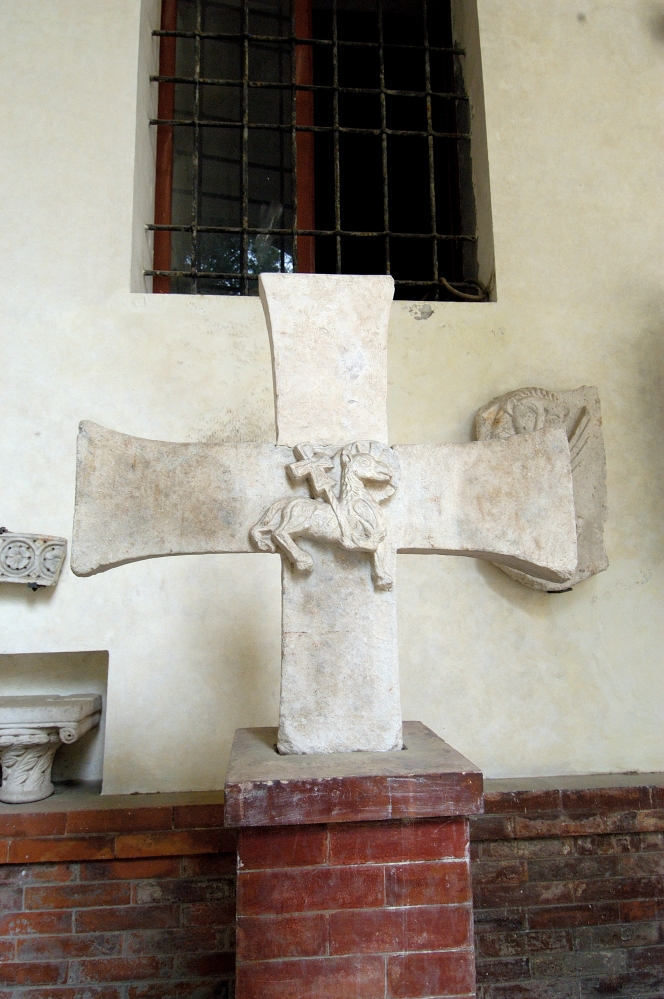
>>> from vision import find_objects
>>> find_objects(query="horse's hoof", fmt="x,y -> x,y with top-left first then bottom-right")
375,576 -> 393,591
295,557 -> 314,572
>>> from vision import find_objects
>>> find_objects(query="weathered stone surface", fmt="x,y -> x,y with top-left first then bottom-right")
476,386 -> 607,590
391,428 -> 576,583
0,530 -> 66,588
260,273 -> 393,446
71,274 -> 578,756
0,694 -> 102,803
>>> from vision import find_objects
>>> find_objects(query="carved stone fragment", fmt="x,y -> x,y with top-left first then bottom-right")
476,386 -> 608,590
0,694 -> 101,802
251,441 -> 399,591
0,529 -> 67,589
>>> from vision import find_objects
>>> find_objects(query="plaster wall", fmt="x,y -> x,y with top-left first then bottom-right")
0,0 -> 662,792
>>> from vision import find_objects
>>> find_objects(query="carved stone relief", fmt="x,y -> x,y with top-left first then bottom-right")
0,529 -> 67,589
251,440 -> 400,590
476,386 -> 608,590
0,695 -> 101,803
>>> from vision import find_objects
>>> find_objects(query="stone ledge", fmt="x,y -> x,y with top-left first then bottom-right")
224,721 -> 483,827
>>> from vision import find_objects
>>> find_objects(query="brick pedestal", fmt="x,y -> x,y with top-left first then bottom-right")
225,721 -> 484,999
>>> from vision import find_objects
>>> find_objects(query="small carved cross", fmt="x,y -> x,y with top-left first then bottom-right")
72,276 -> 576,755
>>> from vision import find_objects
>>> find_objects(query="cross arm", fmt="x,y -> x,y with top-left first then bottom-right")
71,422 -> 299,576
390,427 -> 577,583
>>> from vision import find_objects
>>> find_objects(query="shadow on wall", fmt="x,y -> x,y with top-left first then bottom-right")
0,651 -> 108,782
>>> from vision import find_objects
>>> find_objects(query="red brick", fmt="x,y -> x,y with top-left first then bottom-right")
620,898 -> 658,922
0,812 -> 67,837
476,956 -> 531,982
0,909 -> 72,936
528,855 -> 617,882
329,904 -> 472,955
174,952 -> 236,976
10,990 -> 123,999
173,803 -> 226,828
527,902 -> 620,929
0,961 -> 67,985
66,807 -> 173,834
181,853 -> 236,877
470,815 -> 515,841
329,818 -> 468,866
128,985 -> 225,999
0,886 -> 25,912
475,909 -> 527,934
25,882 -> 131,910
8,836 -> 114,864
561,786 -> 651,813
115,829 -> 228,858
182,902 -> 236,926
237,955 -> 385,999
616,852 -> 664,876
388,949 -> 475,997
574,921 -> 659,951
483,985 -> 579,999
238,825 -> 328,870
238,865 -> 385,915
386,860 -> 470,906
16,932 -> 123,960
238,913 -> 327,961
133,876 -> 234,905
75,905 -> 180,933
0,943 -> 13,962
626,944 -> 664,971
484,790 -> 562,814
0,861 -> 77,884
125,927 -> 218,955
471,860 -> 528,886
80,858 -> 181,881
477,929 -> 572,958
0,844 -> 7,865
70,956 -> 173,983
574,875 -> 664,903
474,879 -> 574,909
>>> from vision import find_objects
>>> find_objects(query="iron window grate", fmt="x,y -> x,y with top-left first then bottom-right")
147,0 -> 484,300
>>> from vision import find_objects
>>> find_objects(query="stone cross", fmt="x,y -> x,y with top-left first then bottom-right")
72,275 -> 576,755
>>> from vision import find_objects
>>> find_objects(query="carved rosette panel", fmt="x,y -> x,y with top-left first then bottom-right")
0,532 -> 67,588
476,386 -> 608,591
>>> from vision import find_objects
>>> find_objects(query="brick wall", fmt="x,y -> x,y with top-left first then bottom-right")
235,818 -> 475,999
0,802 -> 237,998
471,785 -> 664,999
2,782 -> 663,998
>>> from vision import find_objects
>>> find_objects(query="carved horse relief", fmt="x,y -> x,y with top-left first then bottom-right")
250,440 -> 400,590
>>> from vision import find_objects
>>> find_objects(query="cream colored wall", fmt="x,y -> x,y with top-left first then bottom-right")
0,1 -> 662,792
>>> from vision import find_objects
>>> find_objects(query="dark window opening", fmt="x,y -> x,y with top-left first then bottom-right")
148,0 -> 485,300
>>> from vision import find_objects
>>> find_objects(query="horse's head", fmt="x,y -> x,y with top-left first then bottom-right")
340,441 -> 400,501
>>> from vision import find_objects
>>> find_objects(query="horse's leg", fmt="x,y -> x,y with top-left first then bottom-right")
370,540 -> 393,591
273,503 -> 315,573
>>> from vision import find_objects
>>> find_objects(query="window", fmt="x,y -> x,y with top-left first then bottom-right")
148,0 -> 487,300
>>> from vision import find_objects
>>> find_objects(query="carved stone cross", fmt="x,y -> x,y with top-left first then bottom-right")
72,275 -> 576,755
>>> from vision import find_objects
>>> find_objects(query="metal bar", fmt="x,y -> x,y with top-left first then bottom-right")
151,119 -> 470,138
291,0 -> 298,272
153,0 -> 178,294
154,29 -> 465,54
151,75 -> 468,100
147,268 -> 477,286
377,1 -> 389,277
192,0 -> 202,294
295,0 -> 315,271
149,224 -> 476,239
422,0 -> 437,295
332,0 -> 340,273
241,0 -> 249,294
